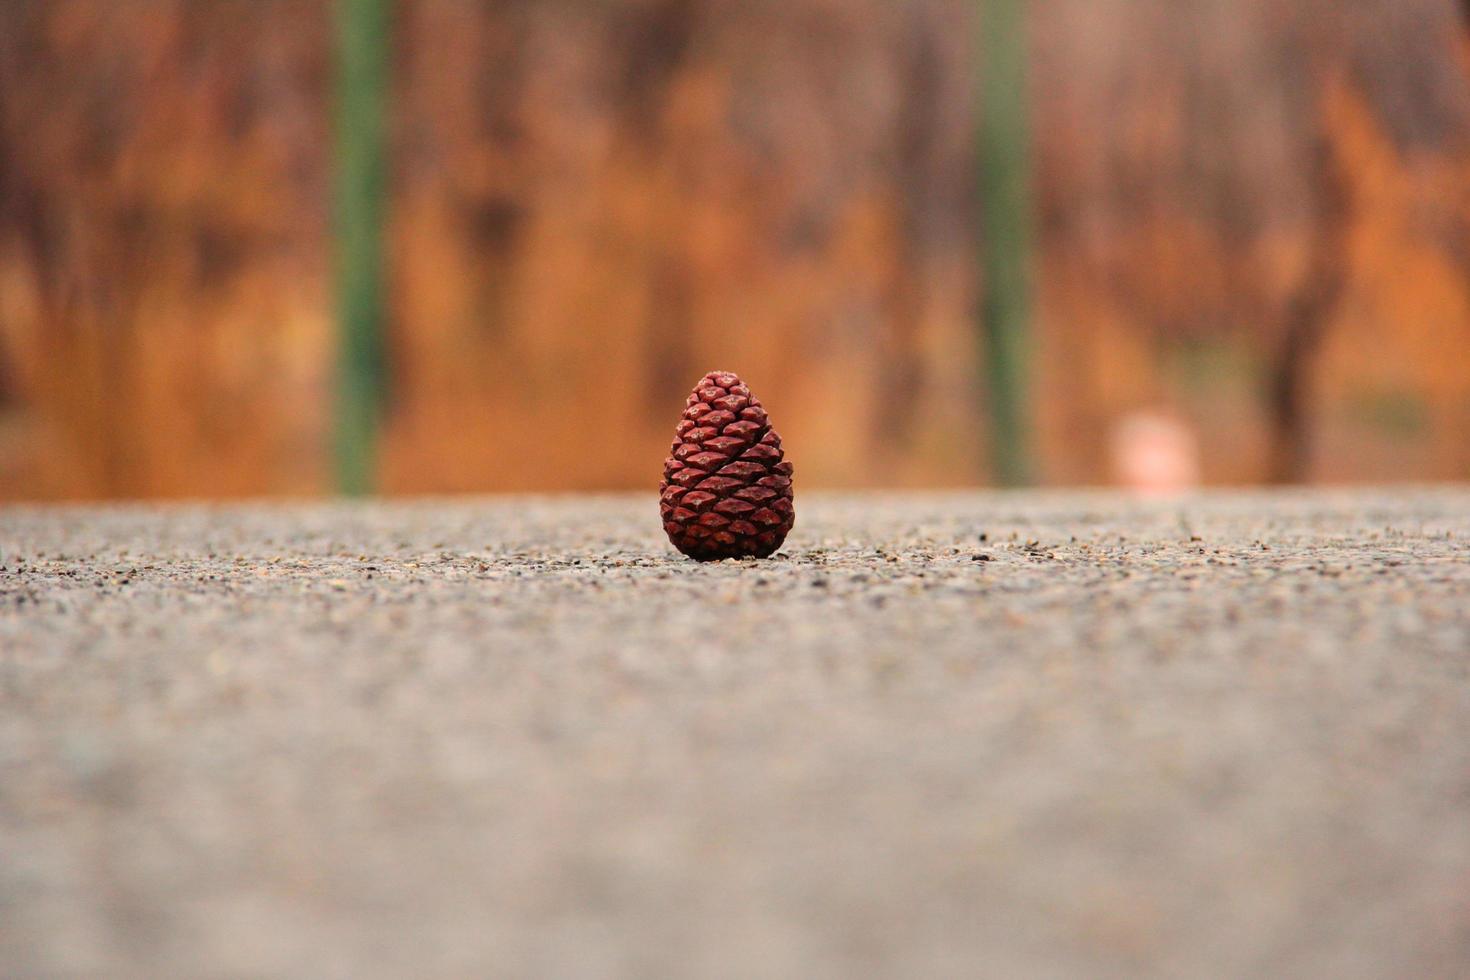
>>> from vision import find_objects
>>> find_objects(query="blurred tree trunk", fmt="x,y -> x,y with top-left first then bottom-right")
978,0 -> 1033,486
1265,114 -> 1348,484
334,0 -> 392,495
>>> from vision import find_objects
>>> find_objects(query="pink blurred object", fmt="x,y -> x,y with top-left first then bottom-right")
1111,411 -> 1202,496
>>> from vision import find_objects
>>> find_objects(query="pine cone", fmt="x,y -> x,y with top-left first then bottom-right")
660,371 -> 794,560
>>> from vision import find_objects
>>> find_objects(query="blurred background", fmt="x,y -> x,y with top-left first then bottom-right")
0,0 -> 1467,501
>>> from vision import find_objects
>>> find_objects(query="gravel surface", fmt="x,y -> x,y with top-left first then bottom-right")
2,489 -> 1468,979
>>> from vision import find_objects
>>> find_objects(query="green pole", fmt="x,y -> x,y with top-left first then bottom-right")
977,0 -> 1033,486
334,0 -> 390,495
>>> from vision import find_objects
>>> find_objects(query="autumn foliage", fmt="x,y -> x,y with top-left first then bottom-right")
1,0 -> 1467,499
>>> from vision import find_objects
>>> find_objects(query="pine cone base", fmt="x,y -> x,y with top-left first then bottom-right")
659,371 -> 794,560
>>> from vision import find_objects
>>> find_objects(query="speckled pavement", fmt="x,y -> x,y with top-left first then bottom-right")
2,489 -> 1468,979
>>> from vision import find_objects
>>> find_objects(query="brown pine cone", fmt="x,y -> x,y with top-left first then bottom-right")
659,371 -> 794,560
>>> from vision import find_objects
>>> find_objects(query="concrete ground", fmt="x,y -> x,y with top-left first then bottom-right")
1,488 -> 1468,979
